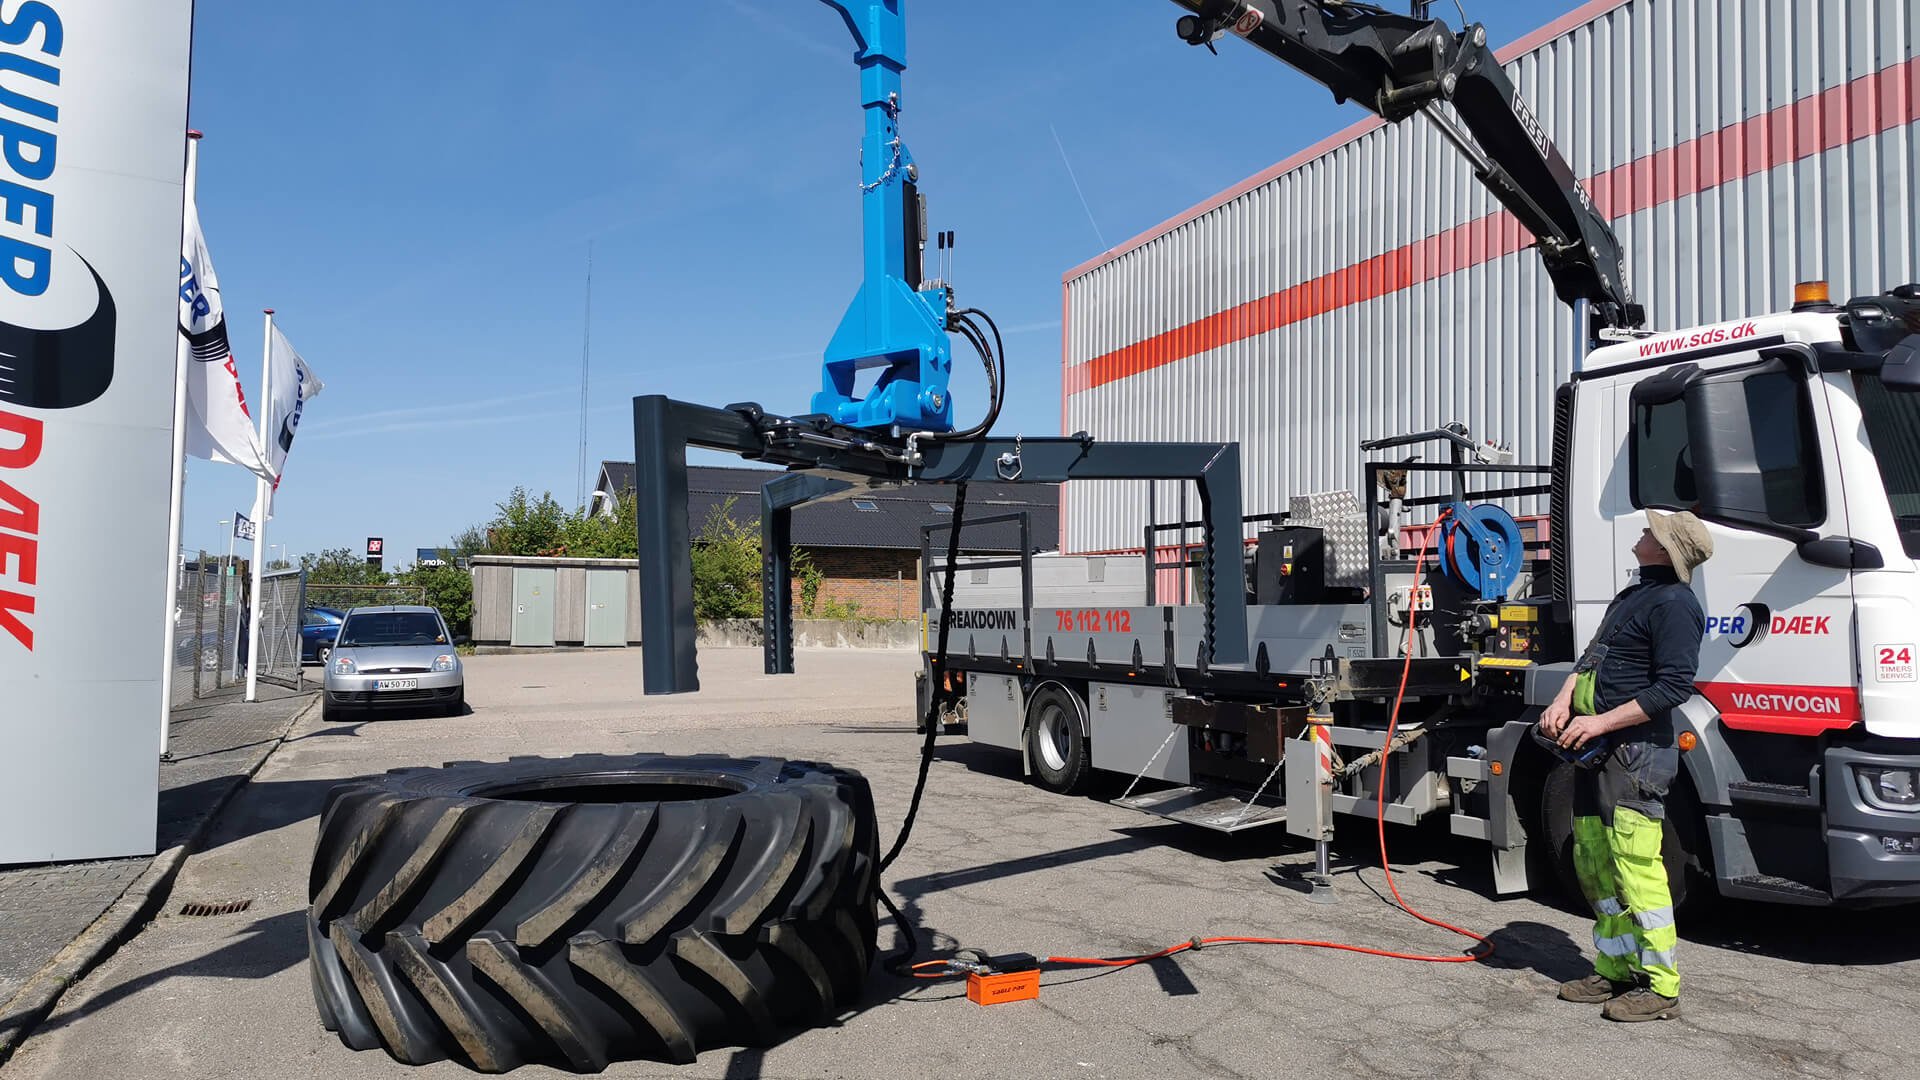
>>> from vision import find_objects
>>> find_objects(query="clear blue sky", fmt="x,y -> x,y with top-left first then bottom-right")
182,0 -> 1554,564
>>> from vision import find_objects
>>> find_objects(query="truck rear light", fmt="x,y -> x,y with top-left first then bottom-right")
1855,766 -> 1920,808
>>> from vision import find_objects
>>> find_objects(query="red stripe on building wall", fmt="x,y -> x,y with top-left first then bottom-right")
1059,0 -> 1637,285
1064,55 -> 1920,398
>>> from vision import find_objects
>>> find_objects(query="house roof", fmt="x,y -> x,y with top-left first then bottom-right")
597,462 -> 636,504
597,461 -> 1057,553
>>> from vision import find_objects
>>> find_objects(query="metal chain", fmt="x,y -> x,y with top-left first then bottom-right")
859,94 -> 904,194
1119,726 -> 1181,803
1228,755 -> 1287,829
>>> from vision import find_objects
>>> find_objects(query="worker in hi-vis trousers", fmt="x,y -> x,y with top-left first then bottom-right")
1538,510 -> 1713,1023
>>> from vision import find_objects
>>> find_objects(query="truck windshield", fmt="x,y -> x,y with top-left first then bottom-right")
338,612 -> 446,648
1854,372 -> 1920,557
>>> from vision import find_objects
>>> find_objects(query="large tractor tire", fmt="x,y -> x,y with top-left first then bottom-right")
306,754 -> 878,1073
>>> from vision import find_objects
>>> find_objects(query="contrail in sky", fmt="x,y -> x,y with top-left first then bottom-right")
1049,123 -> 1107,249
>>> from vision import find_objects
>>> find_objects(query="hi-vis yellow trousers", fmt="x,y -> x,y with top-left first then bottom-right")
1572,740 -> 1681,997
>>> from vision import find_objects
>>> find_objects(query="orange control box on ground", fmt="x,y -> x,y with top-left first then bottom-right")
966,968 -> 1039,1006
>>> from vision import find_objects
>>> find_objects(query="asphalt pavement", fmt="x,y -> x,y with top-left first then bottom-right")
4,648 -> 1915,1080
0,680 -> 316,1062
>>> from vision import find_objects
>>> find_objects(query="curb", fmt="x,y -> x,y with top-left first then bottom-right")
0,693 -> 320,1066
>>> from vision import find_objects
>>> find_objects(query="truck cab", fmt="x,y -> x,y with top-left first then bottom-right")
1572,285 -> 1920,902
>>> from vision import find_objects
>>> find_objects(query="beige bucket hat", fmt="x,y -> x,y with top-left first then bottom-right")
1648,509 -> 1714,583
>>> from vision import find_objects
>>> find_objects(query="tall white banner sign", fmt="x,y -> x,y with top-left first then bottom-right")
0,2 -> 195,861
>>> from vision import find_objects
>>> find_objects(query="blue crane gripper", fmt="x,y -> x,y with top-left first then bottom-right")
811,0 -> 954,433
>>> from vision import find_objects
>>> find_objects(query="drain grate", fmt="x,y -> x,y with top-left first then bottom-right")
178,898 -> 253,917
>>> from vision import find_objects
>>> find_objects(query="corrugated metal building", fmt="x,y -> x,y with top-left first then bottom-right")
1061,0 -> 1920,555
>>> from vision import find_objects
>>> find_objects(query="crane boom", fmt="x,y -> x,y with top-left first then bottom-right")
1171,0 -> 1644,333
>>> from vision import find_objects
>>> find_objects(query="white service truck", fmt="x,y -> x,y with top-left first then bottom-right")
924,285 -> 1920,907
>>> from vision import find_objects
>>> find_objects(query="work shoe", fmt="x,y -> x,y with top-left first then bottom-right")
1557,973 -> 1632,1003
1602,988 -> 1682,1022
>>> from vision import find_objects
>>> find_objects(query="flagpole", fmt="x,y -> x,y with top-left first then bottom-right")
158,129 -> 203,758
243,308 -> 274,702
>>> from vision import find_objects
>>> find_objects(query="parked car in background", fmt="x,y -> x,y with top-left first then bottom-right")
301,606 -> 346,665
322,606 -> 465,721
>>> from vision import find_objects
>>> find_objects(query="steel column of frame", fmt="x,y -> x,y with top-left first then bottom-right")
1019,511 -> 1032,668
762,473 -> 853,675
634,397 -> 767,695
918,510 -> 1036,669
634,395 -> 1251,693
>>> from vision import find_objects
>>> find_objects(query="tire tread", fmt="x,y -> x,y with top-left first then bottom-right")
307,755 -> 876,1072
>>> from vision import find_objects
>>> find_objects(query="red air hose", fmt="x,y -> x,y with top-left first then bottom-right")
979,509 -> 1495,978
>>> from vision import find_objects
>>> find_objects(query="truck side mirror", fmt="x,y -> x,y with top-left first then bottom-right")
1844,291 -> 1920,390
1878,338 -> 1920,392
1632,354 -> 1821,543
1682,375 -> 1777,531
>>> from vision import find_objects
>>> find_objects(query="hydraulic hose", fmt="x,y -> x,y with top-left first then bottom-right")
923,307 -> 1006,443
876,479 -> 970,975
915,508 -> 1495,983
875,309 -> 1005,971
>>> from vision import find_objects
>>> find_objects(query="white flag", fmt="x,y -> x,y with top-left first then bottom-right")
252,323 -> 322,521
179,200 -> 274,482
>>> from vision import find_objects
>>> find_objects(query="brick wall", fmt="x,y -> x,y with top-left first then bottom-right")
793,548 -> 919,620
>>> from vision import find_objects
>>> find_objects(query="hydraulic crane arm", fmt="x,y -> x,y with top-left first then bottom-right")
1171,0 -> 1644,332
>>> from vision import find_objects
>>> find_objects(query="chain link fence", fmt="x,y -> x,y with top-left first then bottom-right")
252,568 -> 308,690
169,552 -> 245,707
302,583 -> 427,612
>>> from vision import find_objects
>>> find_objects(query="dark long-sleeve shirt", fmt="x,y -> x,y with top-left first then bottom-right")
1582,565 -> 1704,737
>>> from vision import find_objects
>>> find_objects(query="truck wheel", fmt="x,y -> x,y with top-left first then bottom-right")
1026,684 -> 1089,794
307,754 -> 878,1073
1538,761 -> 1699,913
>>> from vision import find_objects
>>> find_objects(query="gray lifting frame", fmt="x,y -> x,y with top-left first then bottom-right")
633,395 -> 1253,694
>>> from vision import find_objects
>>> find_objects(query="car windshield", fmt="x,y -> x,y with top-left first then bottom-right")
337,612 -> 445,648
1854,371 -> 1920,557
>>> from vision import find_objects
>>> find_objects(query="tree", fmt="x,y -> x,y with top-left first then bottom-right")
300,547 -> 386,587
400,563 -> 473,638
463,488 -> 638,560
690,498 -> 761,620
487,488 -> 569,556
555,492 -> 638,559
445,524 -> 491,558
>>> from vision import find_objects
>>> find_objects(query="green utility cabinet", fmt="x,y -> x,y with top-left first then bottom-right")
511,567 -> 557,647
585,570 -> 628,647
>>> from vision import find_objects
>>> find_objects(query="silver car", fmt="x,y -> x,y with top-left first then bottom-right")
322,605 -> 465,720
